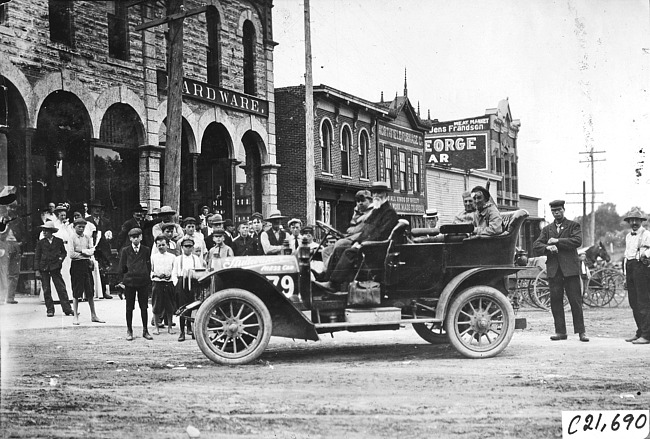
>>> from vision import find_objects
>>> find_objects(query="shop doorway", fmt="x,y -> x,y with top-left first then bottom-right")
96,103 -> 143,229
198,122 -> 232,219
33,91 -> 92,213
238,131 -> 263,223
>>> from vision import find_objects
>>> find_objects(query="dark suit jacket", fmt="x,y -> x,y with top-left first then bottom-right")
533,218 -> 582,277
116,218 -> 156,250
355,201 -> 399,243
34,236 -> 67,272
85,215 -> 112,265
118,245 -> 152,287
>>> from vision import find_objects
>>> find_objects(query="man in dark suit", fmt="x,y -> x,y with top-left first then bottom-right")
85,199 -> 113,299
116,204 -> 148,250
34,221 -> 74,317
316,181 -> 399,292
232,221 -> 262,256
533,200 -> 589,342
117,228 -> 153,341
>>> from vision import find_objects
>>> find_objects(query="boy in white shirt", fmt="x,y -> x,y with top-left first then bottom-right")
172,237 -> 205,342
207,229 -> 234,270
150,235 -> 176,335
177,217 -> 206,260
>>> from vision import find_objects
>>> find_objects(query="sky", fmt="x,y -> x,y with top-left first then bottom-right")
272,0 -> 650,220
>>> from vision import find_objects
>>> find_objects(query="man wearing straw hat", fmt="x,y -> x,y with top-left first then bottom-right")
623,208 -> 650,344
35,221 -> 74,317
261,211 -> 288,255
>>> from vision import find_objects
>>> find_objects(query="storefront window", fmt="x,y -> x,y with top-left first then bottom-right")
94,147 -> 139,229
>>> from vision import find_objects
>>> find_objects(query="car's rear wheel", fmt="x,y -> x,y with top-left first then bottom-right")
412,322 -> 449,344
195,288 -> 272,365
445,286 -> 515,359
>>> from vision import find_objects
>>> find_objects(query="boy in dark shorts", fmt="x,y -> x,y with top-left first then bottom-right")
118,228 -> 152,341
150,234 -> 176,335
69,217 -> 105,325
172,237 -> 205,342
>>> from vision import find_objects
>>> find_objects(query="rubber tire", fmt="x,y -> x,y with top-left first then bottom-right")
195,288 -> 272,365
445,286 -> 515,359
412,322 -> 449,344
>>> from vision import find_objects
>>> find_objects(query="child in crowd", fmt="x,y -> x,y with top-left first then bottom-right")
172,237 -> 205,342
207,229 -> 234,270
34,221 -> 74,317
152,222 -> 179,257
178,217 -> 206,260
150,234 -> 176,335
117,228 -> 152,341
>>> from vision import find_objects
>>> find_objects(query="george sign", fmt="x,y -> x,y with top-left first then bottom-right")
429,116 -> 489,134
425,133 -> 487,170
388,194 -> 425,215
157,70 -> 269,117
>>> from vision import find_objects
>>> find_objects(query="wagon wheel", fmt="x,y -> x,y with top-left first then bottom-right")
587,268 -> 625,308
531,269 -> 570,311
195,288 -> 272,365
412,322 -> 449,344
445,286 -> 515,359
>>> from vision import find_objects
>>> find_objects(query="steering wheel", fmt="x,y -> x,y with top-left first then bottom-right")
316,220 -> 345,239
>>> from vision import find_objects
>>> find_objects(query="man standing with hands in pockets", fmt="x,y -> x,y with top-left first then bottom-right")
534,200 -> 588,342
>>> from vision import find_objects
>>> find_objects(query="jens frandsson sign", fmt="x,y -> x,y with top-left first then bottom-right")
425,133 -> 487,170
157,71 -> 269,117
429,116 -> 489,134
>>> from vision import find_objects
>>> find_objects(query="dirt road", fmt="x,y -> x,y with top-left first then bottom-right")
1,298 -> 648,439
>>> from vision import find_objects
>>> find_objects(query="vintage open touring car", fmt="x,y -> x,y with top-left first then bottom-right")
183,209 -> 530,365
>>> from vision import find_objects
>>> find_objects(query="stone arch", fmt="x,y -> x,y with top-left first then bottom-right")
206,0 -> 229,34
196,106 -> 237,157
0,57 -> 33,126
95,86 -> 147,141
235,8 -> 263,38
155,99 -> 199,153
32,70 -> 95,136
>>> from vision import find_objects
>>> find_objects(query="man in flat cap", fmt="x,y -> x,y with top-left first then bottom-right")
622,208 -> 650,344
118,228 -> 153,341
69,217 -> 105,325
453,191 -> 476,224
287,218 -> 303,251
534,200 -> 588,342
203,214 -> 224,251
470,186 -> 502,236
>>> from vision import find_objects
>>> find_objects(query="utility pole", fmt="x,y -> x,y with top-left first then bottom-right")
134,0 -> 208,210
566,182 -> 602,245
578,149 -> 605,245
303,0 -> 316,224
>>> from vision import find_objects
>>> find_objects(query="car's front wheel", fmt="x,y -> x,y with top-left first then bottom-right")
195,288 -> 272,365
445,286 -> 515,359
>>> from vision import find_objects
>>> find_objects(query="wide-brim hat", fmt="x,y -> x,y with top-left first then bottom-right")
370,181 -> 392,193
624,208 -> 647,222
54,204 -> 68,213
0,186 -> 17,205
265,210 -> 287,221
39,221 -> 59,232
208,214 -> 224,224
88,199 -> 104,208
423,208 -> 438,218
159,205 -> 176,215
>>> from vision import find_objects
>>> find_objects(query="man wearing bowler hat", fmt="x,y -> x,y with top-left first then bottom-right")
316,181 -> 398,292
622,209 -> 650,344
533,200 -> 588,342
85,199 -> 113,299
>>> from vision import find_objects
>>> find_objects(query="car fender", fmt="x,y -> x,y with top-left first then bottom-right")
434,267 -> 524,321
204,268 -> 319,342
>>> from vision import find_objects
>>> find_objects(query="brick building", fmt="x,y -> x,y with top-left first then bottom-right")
0,0 -> 277,250
275,85 -> 428,230
424,99 -> 522,224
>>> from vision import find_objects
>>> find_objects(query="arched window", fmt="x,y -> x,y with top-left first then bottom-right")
243,20 -> 256,95
206,6 -> 221,86
359,130 -> 369,179
341,125 -> 351,176
320,120 -> 332,173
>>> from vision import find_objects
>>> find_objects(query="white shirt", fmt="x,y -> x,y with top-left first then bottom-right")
151,252 -> 176,281
171,253 -> 205,286
625,227 -> 650,261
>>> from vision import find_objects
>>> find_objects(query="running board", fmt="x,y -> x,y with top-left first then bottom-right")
315,317 -> 441,331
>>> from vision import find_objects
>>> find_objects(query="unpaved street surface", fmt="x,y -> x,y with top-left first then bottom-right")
1,300 -> 649,439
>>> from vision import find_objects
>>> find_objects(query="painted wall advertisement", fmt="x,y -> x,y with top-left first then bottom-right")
425,133 -> 488,170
